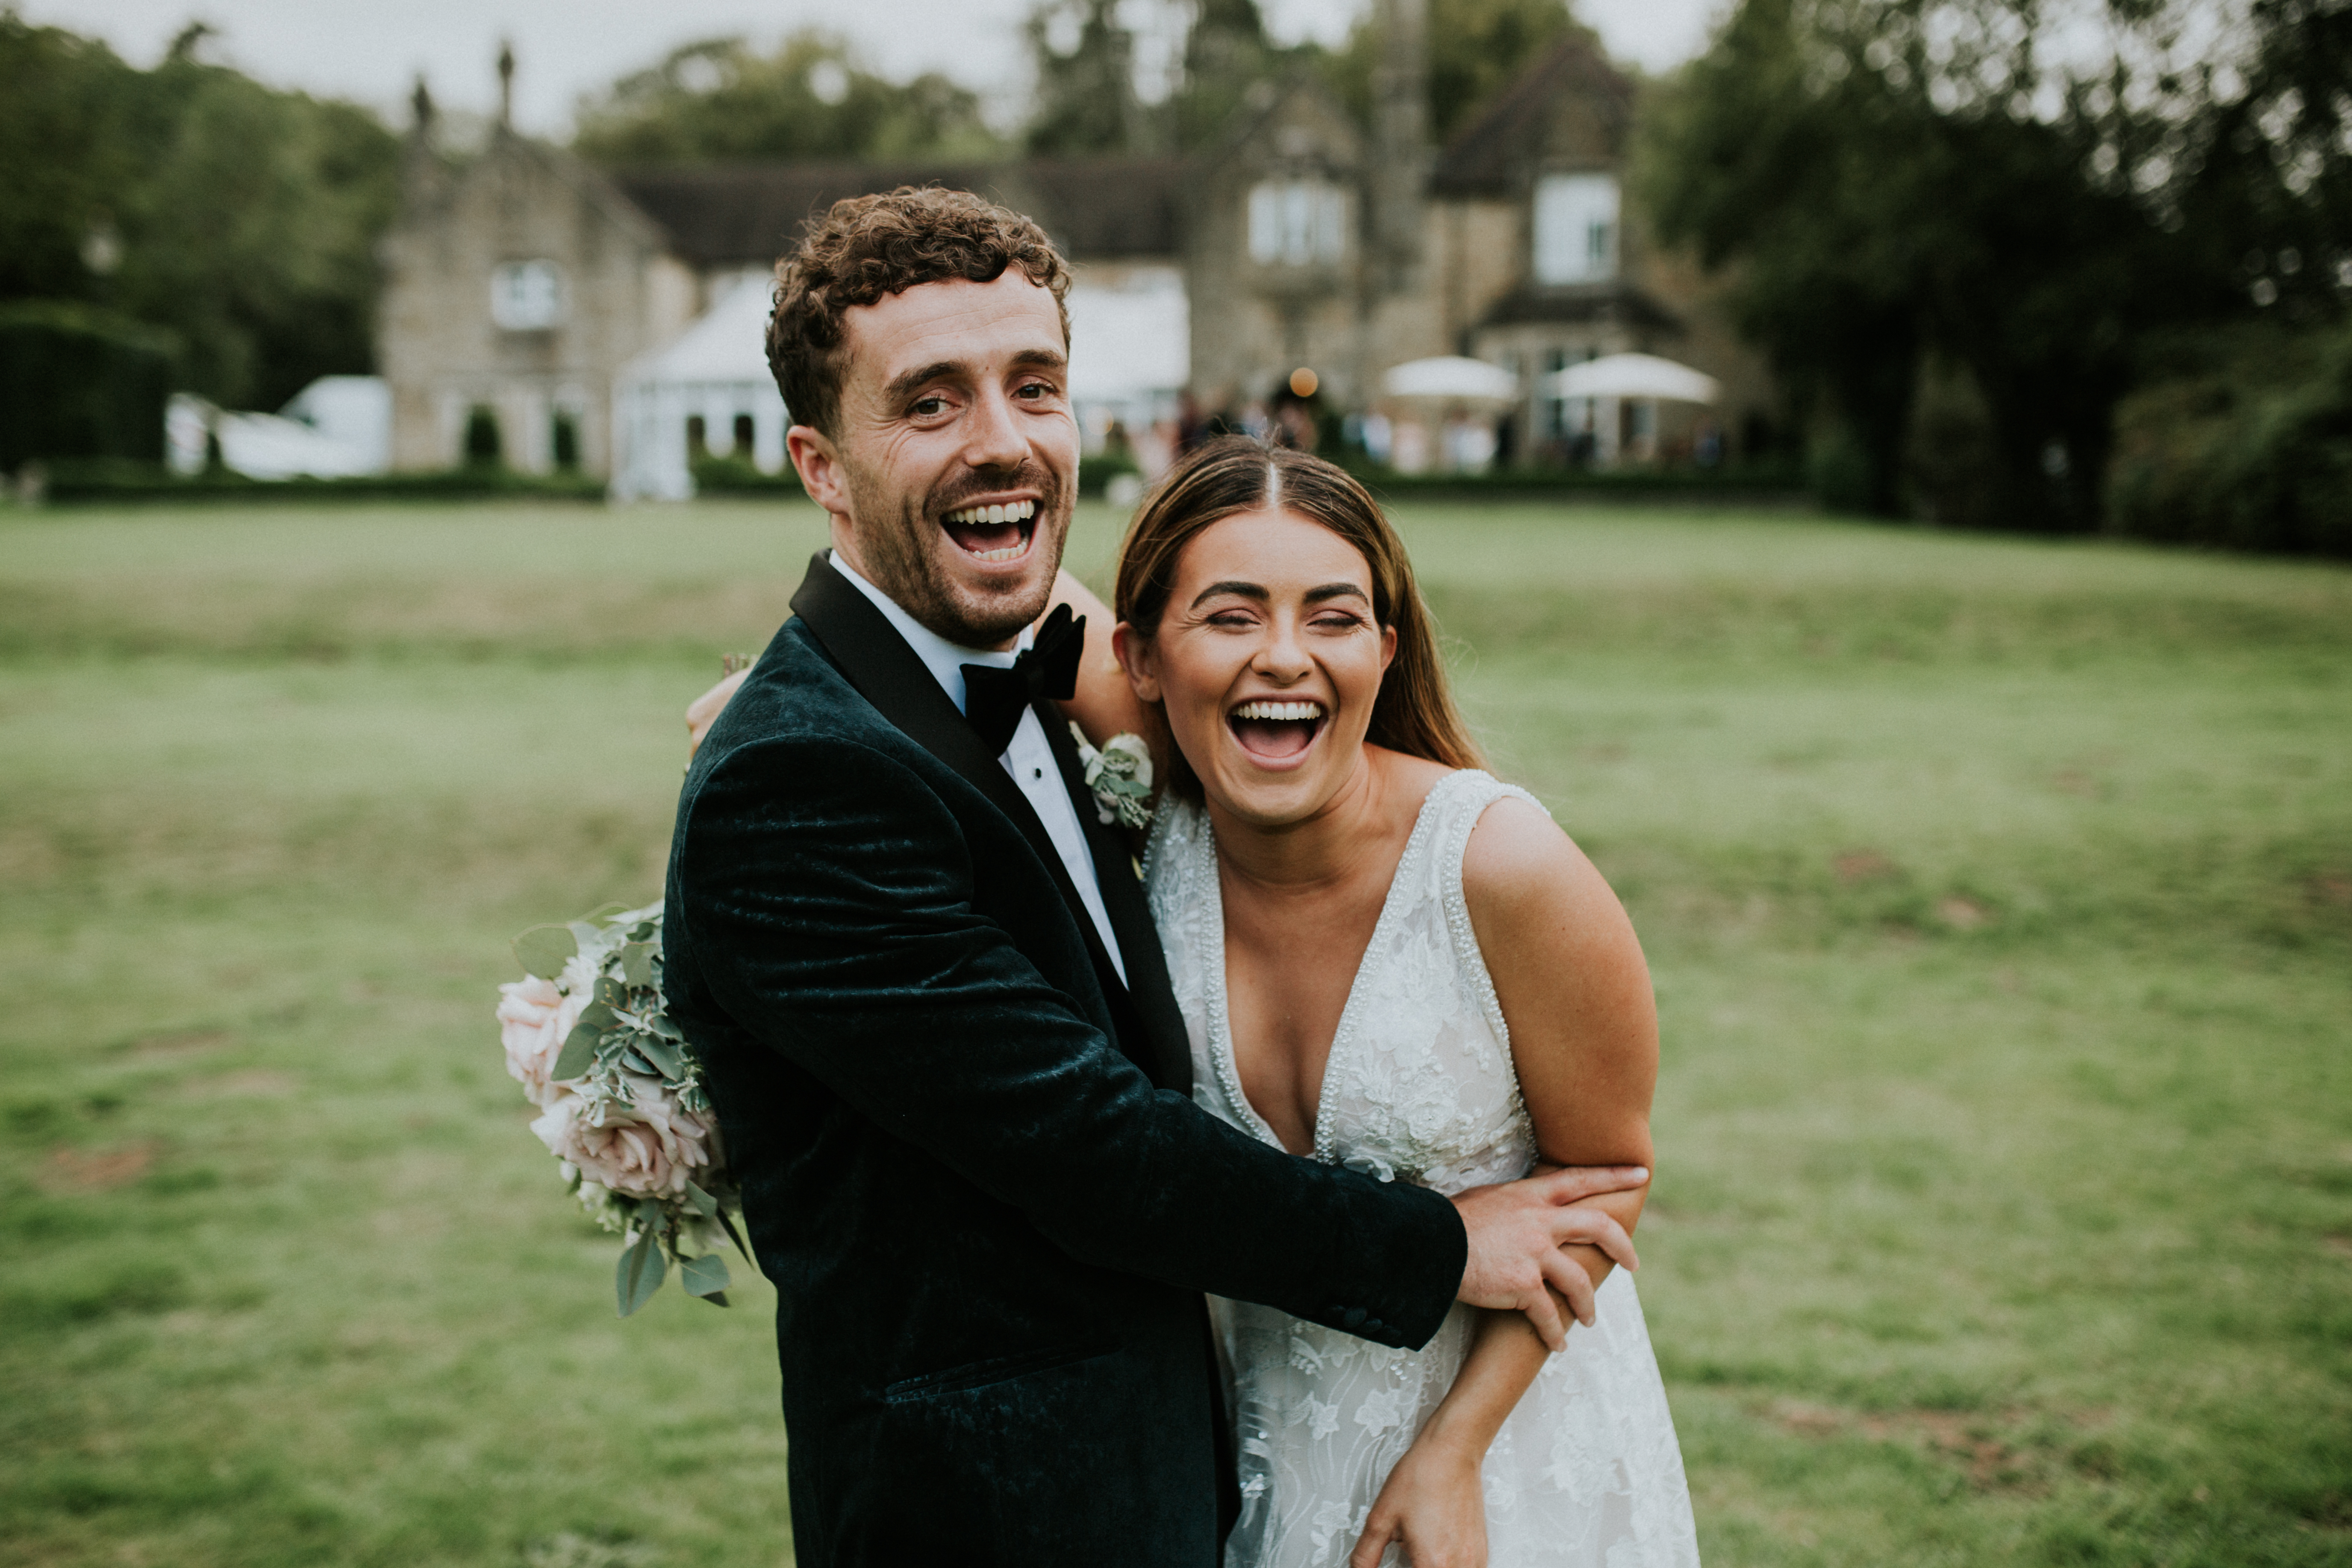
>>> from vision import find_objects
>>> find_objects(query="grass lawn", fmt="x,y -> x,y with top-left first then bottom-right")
3,497 -> 2347,1568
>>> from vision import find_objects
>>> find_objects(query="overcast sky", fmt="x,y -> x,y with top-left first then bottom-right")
23,0 -> 1723,135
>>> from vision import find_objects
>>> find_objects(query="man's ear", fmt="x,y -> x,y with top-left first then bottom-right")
786,424 -> 849,518
1111,622 -> 1162,703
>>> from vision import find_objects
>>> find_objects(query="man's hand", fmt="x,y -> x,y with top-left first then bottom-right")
686,669 -> 751,757
1451,1165 -> 1646,1352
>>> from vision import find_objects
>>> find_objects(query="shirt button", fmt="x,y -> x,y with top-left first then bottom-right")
1342,1306 -> 1367,1330
1034,768 -> 1043,779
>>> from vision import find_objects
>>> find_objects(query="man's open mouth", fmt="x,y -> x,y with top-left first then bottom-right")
1228,699 -> 1325,761
942,498 -> 1038,564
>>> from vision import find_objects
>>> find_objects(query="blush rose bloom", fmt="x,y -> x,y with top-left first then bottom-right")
495,967 -> 589,1107
531,1079 -> 716,1201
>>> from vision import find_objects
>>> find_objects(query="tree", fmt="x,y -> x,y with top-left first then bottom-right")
1026,0 -> 1150,155
0,15 -> 401,411
571,34 -> 1001,165
1328,0 -> 1587,145
1643,0 -> 2200,527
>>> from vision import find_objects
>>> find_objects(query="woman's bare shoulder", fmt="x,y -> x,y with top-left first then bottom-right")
1459,789 -> 1634,953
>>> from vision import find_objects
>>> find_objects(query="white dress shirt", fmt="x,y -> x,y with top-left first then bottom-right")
830,552 -> 1126,985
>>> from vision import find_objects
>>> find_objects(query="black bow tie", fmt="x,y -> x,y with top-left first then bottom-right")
962,603 -> 1086,756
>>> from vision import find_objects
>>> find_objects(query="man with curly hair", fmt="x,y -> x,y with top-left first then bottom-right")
662,187 -> 1636,1566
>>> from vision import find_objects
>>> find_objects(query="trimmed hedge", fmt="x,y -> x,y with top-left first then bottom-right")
35,461 -> 606,506
0,301 -> 177,471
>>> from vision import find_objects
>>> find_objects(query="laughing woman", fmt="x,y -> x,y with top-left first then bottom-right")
1105,438 -> 1700,1568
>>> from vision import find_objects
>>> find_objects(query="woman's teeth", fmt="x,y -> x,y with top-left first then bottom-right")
1232,700 -> 1324,721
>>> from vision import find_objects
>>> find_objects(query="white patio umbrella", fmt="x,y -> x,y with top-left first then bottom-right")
1541,353 -> 1721,404
1380,356 -> 1519,403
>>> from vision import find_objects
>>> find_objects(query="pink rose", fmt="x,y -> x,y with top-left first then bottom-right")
532,1080 -> 715,1201
496,972 -> 587,1106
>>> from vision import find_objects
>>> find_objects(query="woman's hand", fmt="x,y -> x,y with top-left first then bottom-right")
1349,1434 -> 1488,1568
686,668 -> 750,758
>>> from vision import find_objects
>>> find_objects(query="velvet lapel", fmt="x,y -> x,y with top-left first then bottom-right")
785,553 -> 1138,1028
1036,704 -> 1193,1096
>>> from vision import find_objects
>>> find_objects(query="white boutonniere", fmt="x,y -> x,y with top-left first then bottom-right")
1069,724 -> 1155,829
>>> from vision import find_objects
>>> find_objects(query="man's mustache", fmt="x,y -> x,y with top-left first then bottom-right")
928,463 -> 1062,518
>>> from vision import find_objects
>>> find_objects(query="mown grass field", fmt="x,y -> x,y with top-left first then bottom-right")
3,497 -> 2347,1568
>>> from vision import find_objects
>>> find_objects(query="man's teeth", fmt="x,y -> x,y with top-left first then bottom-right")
971,543 -> 1024,562
1233,700 -> 1324,721
944,499 -> 1038,527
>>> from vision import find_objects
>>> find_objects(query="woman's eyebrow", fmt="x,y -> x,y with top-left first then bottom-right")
1189,580 -> 1267,607
1304,583 -> 1372,605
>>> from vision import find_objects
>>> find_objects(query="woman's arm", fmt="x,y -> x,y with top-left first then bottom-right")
684,569 -> 1156,761
1350,796 -> 1659,1568
1050,569 -> 1169,767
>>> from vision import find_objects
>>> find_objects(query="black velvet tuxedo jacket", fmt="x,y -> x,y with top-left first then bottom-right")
662,553 -> 1467,1568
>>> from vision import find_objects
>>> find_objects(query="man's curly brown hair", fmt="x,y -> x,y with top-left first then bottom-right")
766,186 -> 1072,438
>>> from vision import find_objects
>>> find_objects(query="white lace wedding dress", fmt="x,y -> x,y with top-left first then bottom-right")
1145,770 -> 1701,1568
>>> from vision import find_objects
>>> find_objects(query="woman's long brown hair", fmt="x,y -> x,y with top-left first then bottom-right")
1114,436 -> 1483,798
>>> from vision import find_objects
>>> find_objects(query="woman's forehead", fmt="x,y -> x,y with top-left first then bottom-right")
1180,508 -> 1371,587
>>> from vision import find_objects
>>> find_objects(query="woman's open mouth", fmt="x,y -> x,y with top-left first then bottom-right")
941,499 -> 1037,564
1228,699 -> 1325,761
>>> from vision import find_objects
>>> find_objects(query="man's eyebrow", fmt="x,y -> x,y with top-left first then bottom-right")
1007,347 -> 1068,374
883,360 -> 967,403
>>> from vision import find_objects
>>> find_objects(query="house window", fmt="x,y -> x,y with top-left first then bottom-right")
490,259 -> 566,330
1533,174 -> 1618,285
1247,180 -> 1348,267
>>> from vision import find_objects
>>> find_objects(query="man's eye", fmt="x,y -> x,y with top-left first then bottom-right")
910,395 -> 947,418
1016,380 -> 1055,400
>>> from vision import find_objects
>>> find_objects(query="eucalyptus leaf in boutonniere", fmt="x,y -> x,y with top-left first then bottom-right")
1069,724 -> 1155,830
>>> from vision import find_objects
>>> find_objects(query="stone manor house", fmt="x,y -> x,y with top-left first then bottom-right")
377,15 -> 1772,494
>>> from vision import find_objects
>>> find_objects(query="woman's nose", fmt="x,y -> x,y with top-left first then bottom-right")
1254,616 -> 1314,681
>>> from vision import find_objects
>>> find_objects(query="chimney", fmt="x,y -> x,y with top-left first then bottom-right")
497,41 -> 515,129
1369,0 -> 1429,291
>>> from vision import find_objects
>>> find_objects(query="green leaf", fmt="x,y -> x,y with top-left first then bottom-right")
682,1180 -> 718,1217
595,975 -> 628,1009
619,942 -> 656,988
621,1047 -> 657,1077
635,1037 -> 683,1080
552,1022 -> 601,1082
680,1252 -> 731,1298
512,925 -> 577,980
615,1232 -> 667,1316
645,1012 -> 683,1042
576,1002 -> 618,1032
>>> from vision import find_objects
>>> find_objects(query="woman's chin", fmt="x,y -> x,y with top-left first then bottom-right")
1202,750 -> 1340,827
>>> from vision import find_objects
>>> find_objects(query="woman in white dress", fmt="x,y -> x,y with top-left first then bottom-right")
1101,438 -> 1701,1568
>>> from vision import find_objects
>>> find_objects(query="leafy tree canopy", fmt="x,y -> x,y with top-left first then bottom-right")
572,33 -> 1003,165
1328,0 -> 1589,145
0,15 -> 401,410
1639,0 -> 2344,528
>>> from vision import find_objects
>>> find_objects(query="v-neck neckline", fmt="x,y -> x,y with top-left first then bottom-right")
1201,773 -> 1461,1162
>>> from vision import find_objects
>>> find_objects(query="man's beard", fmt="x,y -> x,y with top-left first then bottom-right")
845,459 -> 1069,648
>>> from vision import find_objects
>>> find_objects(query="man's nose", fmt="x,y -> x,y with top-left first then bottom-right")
962,385 -> 1028,472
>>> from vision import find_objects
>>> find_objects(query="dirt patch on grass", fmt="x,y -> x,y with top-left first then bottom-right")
127,1028 -> 231,1059
1835,851 -> 1900,885
1770,1400 -> 2059,1493
183,1069 -> 296,1098
42,1141 -> 158,1192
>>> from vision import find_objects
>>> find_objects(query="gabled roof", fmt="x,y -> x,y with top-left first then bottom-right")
609,158 -> 1191,270
1429,34 -> 1636,198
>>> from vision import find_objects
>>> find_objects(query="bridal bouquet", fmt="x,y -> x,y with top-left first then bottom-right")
495,900 -> 746,1317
